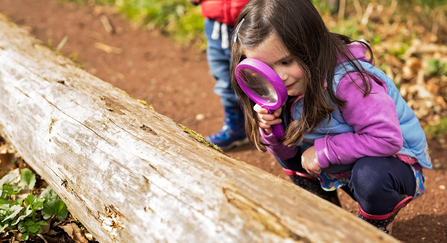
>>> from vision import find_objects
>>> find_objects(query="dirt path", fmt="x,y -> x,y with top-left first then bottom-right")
0,0 -> 445,242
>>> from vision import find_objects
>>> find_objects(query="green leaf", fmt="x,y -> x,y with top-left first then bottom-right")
41,186 -> 58,201
11,208 -> 33,226
33,199 -> 45,211
41,208 -> 52,220
24,194 -> 36,207
1,205 -> 23,223
27,224 -> 41,234
21,232 -> 30,241
426,58 -> 446,76
24,194 -> 45,211
19,168 -> 36,190
18,221 -> 25,233
0,172 -> 18,186
42,200 -> 68,221
0,171 -> 20,196
0,223 -> 9,233
41,186 -> 68,221
19,219 -> 46,235
37,220 -> 48,226
1,184 -> 22,196
0,199 -> 12,206
14,197 -> 24,206
55,202 -> 68,221
24,219 -> 35,227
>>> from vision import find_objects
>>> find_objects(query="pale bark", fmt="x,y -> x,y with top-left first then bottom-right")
0,13 -> 399,243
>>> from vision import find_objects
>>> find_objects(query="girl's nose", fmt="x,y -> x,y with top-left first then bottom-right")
274,67 -> 287,81
279,72 -> 288,81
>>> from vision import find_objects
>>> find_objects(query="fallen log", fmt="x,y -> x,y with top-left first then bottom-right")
0,13 -> 399,243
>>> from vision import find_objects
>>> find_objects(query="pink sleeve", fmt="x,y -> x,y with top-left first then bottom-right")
314,72 -> 403,168
260,128 -> 299,160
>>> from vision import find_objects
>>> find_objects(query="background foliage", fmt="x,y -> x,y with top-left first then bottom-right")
63,0 -> 447,137
62,0 -> 206,48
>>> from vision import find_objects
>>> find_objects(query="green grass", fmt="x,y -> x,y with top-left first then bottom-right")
424,117 -> 447,139
61,0 -> 206,49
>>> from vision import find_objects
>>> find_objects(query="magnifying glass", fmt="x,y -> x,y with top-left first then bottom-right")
235,58 -> 288,139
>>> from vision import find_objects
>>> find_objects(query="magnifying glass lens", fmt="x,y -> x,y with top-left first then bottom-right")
240,68 -> 278,104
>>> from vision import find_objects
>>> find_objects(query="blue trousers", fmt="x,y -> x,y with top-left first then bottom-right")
275,154 -> 416,215
204,18 -> 239,107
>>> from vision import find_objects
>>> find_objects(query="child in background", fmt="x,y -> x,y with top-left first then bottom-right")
188,0 -> 250,150
231,0 -> 431,234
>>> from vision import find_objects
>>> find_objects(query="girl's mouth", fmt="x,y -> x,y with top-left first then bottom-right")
285,83 -> 295,89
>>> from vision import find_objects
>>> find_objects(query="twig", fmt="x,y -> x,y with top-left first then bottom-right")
352,0 -> 363,22
361,3 -> 374,26
94,42 -> 122,54
389,0 -> 397,16
338,0 -> 346,24
100,14 -> 114,34
37,234 -> 49,243
56,36 -> 68,53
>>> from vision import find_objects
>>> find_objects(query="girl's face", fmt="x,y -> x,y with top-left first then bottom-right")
244,33 -> 306,97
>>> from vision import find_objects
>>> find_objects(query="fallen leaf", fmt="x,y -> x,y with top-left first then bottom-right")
58,223 -> 89,243
41,216 -> 54,234
402,57 -> 422,80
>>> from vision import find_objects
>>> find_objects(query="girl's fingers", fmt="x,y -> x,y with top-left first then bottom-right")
258,113 -> 276,121
258,114 -> 282,124
258,122 -> 271,129
273,107 -> 282,117
253,104 -> 268,114
254,104 -> 282,130
254,104 -> 282,117
258,118 -> 282,128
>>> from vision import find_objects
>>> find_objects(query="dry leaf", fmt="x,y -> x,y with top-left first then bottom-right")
425,78 -> 440,94
422,32 -> 438,43
41,216 -> 53,234
402,57 -> 422,80
58,223 -> 89,243
436,96 -> 447,109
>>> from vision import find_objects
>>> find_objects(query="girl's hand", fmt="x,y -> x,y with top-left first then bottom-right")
301,146 -> 322,176
253,104 -> 282,135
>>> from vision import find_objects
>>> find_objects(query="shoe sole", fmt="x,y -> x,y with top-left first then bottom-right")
220,137 -> 249,151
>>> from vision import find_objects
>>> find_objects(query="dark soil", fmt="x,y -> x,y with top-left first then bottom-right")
0,0 -> 445,242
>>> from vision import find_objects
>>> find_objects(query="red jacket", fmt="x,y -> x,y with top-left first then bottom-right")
200,0 -> 250,27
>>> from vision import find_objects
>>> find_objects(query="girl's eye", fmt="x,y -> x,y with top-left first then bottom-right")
281,59 -> 293,66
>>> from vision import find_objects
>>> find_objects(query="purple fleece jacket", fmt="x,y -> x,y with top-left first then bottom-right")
261,43 -> 403,168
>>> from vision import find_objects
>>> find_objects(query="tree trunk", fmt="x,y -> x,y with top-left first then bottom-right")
0,13 -> 399,243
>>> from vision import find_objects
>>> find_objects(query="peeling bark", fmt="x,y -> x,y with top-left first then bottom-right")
0,13 -> 399,243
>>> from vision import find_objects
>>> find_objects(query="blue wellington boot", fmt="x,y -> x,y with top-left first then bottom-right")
206,106 -> 248,151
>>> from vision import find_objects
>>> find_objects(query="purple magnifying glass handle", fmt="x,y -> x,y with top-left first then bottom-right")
235,58 -> 288,139
271,120 -> 285,139
264,107 -> 285,139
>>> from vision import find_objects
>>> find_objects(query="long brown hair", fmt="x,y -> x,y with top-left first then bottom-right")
231,0 -> 374,151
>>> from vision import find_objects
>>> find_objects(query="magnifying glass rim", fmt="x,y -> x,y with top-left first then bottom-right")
235,58 -> 287,111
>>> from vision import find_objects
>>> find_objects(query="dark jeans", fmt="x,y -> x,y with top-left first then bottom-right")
204,18 -> 238,107
275,154 -> 416,215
